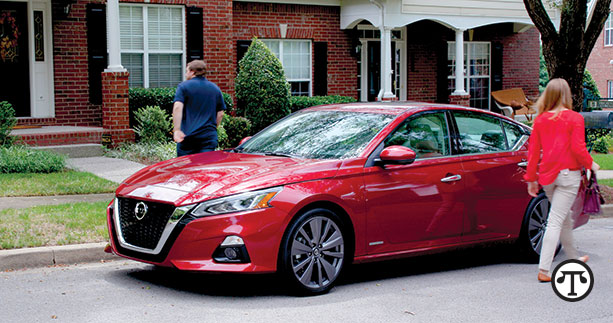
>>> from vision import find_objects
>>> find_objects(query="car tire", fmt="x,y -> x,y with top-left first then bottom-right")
278,208 -> 349,295
518,191 -> 560,263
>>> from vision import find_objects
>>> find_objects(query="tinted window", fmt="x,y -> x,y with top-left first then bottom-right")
454,111 -> 507,154
384,112 -> 450,158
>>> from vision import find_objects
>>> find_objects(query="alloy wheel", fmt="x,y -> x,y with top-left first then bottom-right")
289,216 -> 345,290
527,197 -> 550,255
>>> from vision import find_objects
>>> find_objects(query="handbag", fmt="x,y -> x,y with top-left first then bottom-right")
570,170 -> 589,227
583,171 -> 605,215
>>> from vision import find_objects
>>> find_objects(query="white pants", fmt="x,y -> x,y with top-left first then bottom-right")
539,170 -> 581,272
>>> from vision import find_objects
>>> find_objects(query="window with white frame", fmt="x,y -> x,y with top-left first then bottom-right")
263,40 -> 311,96
447,42 -> 491,110
605,13 -> 613,46
119,5 -> 185,88
608,80 -> 613,98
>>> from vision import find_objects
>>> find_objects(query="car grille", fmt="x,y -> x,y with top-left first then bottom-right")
117,198 -> 176,250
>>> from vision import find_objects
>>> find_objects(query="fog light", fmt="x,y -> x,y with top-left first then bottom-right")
224,247 -> 239,259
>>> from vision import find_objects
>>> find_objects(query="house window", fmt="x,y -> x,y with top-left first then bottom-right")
608,80 -> 613,98
447,42 -> 491,110
605,13 -> 613,46
263,40 -> 312,96
119,5 -> 185,88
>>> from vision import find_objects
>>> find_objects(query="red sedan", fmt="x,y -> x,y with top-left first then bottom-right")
106,102 -> 559,294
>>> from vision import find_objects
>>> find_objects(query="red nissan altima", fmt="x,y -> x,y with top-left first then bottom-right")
106,102 -> 569,294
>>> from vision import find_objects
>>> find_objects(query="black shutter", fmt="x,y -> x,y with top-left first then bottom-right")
237,40 -> 252,70
186,6 -> 203,62
491,42 -> 503,111
87,3 -> 107,105
313,42 -> 328,96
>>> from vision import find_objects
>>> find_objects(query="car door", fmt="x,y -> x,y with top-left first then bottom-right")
363,111 -> 466,255
450,110 -> 531,242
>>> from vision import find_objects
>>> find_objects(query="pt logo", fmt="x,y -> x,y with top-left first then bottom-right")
551,259 -> 594,302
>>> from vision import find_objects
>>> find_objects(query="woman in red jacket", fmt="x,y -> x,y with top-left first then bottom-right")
524,78 -> 599,282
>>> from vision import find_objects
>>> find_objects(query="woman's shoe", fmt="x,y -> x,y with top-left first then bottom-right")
538,272 -> 551,282
578,255 -> 589,263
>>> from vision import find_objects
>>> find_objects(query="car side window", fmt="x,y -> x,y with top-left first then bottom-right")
453,111 -> 507,154
502,121 -> 523,149
384,112 -> 450,159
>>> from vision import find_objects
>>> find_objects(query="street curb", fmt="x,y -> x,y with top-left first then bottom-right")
0,242 -> 118,271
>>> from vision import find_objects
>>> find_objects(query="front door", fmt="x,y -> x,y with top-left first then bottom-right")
0,1 -> 30,117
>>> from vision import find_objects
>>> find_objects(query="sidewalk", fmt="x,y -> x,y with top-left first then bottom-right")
2,160 -> 613,271
1,156 -> 147,271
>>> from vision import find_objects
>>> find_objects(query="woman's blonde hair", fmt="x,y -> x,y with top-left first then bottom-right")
535,78 -> 573,116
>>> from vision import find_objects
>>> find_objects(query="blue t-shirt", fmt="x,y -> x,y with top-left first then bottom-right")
174,76 -> 226,140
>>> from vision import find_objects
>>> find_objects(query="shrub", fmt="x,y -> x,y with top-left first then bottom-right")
217,124 -> 229,149
221,114 -> 252,148
0,101 -> 17,147
586,129 -> 610,153
289,95 -> 357,112
593,136 -> 610,154
134,105 -> 173,144
0,146 -> 66,173
235,37 -> 291,133
583,70 -> 601,111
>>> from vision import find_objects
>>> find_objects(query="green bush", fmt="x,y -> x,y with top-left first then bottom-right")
289,95 -> 357,112
0,146 -> 66,173
220,114 -> 252,148
235,37 -> 291,133
0,101 -> 17,147
592,134 -> 611,154
586,129 -> 611,153
583,70 -> 601,111
134,105 -> 172,144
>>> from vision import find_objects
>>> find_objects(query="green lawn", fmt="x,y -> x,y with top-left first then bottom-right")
591,153 -> 613,170
0,171 -> 117,197
0,201 -> 109,249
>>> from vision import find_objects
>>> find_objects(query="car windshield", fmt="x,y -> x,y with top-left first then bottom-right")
239,110 -> 395,159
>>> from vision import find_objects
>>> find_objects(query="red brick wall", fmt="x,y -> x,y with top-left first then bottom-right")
494,27 -> 541,100
232,2 -> 357,98
587,3 -> 613,98
52,0 -> 105,127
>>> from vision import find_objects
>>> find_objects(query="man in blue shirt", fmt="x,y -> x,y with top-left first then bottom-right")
172,60 -> 226,156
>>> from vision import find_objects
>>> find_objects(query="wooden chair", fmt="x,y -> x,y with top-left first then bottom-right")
491,88 -> 537,121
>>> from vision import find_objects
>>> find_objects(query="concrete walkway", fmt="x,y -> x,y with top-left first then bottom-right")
67,156 -> 148,184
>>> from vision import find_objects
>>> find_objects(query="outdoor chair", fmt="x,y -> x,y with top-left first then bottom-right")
491,88 -> 537,121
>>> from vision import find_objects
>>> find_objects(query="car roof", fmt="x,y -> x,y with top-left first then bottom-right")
304,101 -> 482,116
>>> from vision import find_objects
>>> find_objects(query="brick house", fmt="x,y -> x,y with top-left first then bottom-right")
587,1 -> 613,99
1,0 -> 555,146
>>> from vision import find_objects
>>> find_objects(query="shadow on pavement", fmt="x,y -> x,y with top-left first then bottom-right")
108,242 -> 528,297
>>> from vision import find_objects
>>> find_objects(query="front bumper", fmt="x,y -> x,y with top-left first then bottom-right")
106,198 -> 289,273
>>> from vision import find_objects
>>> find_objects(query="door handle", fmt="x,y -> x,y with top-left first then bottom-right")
441,174 -> 462,183
517,161 -> 528,167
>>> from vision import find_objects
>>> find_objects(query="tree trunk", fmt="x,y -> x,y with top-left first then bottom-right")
524,0 -> 612,111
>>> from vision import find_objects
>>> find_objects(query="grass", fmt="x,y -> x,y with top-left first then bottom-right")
104,141 -> 176,165
0,171 -> 117,197
591,153 -> 613,170
0,201 -> 109,249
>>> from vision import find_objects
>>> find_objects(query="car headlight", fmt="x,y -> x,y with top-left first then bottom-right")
191,187 -> 282,217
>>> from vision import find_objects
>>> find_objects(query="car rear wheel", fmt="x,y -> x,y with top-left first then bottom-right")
519,191 -> 559,262
279,208 -> 347,295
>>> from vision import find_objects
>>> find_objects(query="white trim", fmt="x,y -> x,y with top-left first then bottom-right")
605,12 -> 613,47
262,39 -> 312,96
447,41 -> 492,109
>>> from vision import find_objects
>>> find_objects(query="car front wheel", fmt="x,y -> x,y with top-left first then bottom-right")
279,208 -> 347,295
519,191 -> 560,262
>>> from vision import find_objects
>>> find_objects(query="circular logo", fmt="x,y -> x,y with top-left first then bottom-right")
551,259 -> 594,302
134,202 -> 148,221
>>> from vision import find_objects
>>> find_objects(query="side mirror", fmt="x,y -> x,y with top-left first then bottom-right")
377,146 -> 416,166
238,136 -> 252,146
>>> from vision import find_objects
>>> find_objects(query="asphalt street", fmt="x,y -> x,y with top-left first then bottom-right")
2,217 -> 612,323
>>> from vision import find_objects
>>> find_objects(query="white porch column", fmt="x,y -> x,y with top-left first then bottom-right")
105,0 -> 126,72
452,29 -> 467,95
378,26 -> 396,100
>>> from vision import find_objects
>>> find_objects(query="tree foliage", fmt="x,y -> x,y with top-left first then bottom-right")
524,0 -> 612,111
235,37 -> 291,133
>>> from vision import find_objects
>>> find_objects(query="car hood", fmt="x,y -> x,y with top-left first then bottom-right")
116,151 -> 342,206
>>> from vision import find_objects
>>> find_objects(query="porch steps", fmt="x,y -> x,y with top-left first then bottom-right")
10,126 -> 104,147
31,144 -> 104,158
